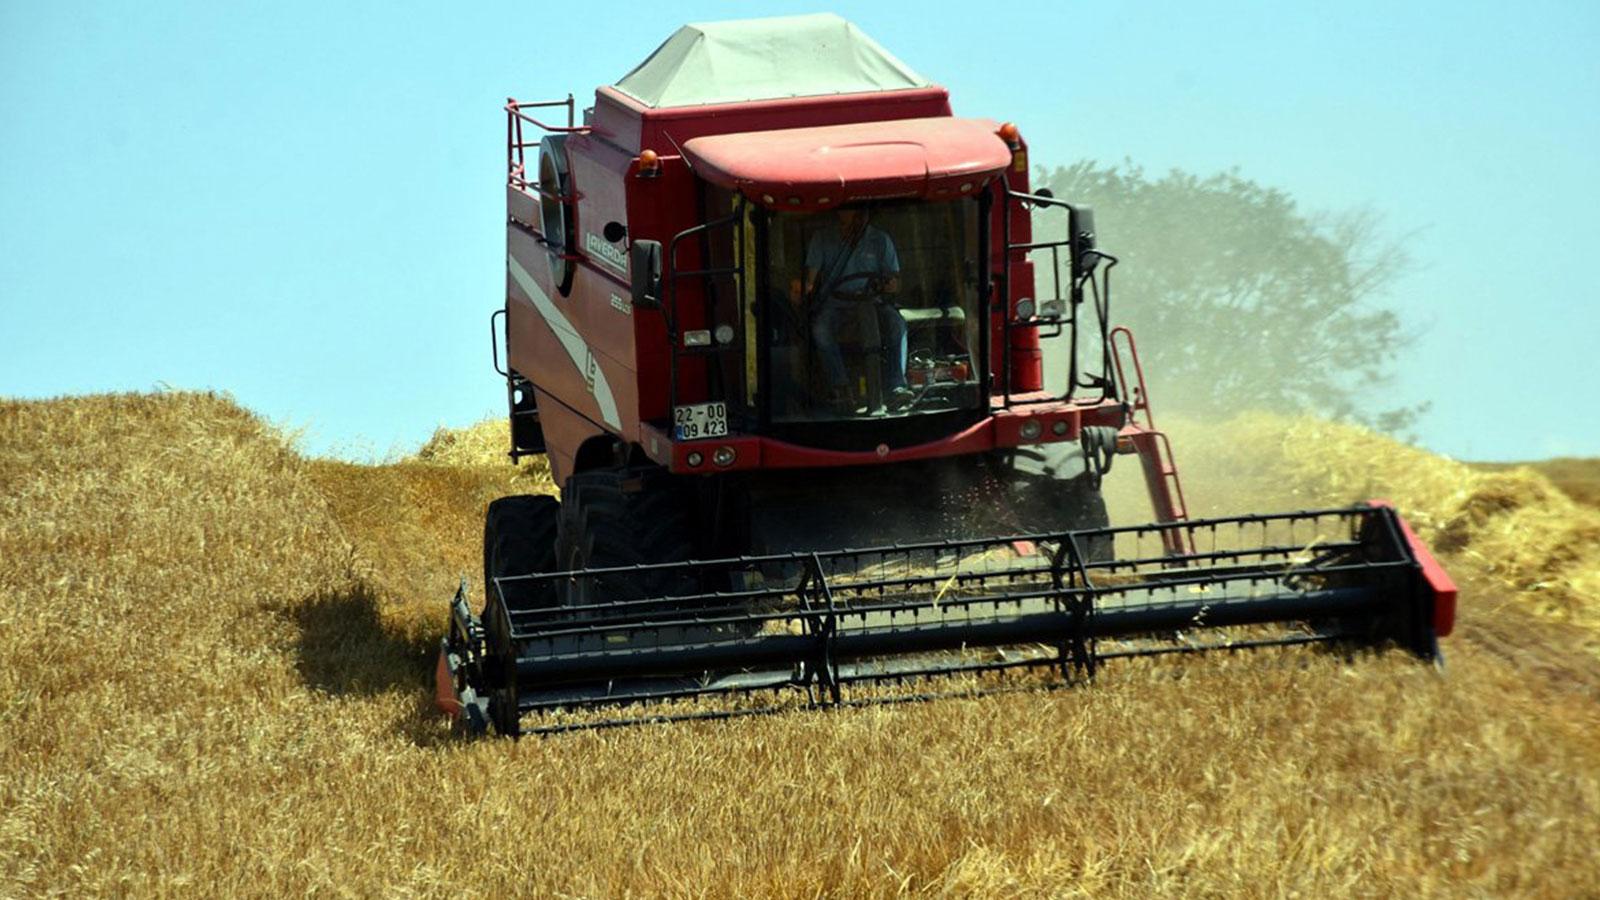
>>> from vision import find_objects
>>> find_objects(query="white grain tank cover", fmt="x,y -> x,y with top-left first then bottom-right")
612,13 -> 932,109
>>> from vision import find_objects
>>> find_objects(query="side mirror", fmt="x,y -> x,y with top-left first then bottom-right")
1022,187 -> 1054,211
1069,205 -> 1099,276
630,240 -> 663,310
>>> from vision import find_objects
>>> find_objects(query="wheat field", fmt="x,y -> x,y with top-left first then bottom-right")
2,392 -> 1596,897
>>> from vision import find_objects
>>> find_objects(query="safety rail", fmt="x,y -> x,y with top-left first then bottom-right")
1110,326 -> 1156,430
452,504 -> 1444,734
499,96 -> 590,462
505,95 -> 587,194
1001,188 -> 1117,409
504,96 -> 588,259
662,200 -> 747,426
1110,325 -> 1192,550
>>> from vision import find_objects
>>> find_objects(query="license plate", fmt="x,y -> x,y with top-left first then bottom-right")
673,402 -> 728,441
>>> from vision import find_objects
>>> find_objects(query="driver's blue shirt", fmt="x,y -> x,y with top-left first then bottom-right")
805,224 -> 900,299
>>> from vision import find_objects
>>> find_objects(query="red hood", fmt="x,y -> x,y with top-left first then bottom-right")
681,116 -> 1013,211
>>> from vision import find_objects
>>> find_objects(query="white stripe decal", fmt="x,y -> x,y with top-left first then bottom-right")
508,255 -> 622,430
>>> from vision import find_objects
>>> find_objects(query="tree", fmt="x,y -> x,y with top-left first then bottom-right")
1035,161 -> 1423,433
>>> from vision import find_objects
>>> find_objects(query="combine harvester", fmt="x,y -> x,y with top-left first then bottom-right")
437,14 -> 1456,735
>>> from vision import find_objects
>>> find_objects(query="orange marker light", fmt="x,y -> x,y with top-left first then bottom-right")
998,122 -> 1021,147
637,149 -> 661,177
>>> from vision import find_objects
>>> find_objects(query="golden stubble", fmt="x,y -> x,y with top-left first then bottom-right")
1,393 -> 1595,897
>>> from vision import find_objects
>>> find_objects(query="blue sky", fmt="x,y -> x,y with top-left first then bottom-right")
2,1 -> 1596,460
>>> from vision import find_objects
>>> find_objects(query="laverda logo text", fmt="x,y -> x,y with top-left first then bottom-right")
585,232 -> 628,274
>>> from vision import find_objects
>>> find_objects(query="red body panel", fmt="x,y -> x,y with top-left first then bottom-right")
506,79 -> 1051,485
640,397 -> 1128,474
682,117 -> 1012,212
532,387 -> 606,484
505,227 -> 632,486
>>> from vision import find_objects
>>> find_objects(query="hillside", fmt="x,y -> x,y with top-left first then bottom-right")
2,392 -> 1597,896
1472,458 -> 1600,511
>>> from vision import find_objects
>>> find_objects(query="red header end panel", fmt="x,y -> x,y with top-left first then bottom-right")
1367,499 -> 1459,638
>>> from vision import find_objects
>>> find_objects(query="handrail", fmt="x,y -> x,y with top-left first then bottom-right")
504,95 -> 587,134
1110,325 -> 1154,429
505,95 -> 590,197
505,95 -> 594,261
1111,324 -> 1192,551
1002,188 -> 1116,408
663,200 -> 746,420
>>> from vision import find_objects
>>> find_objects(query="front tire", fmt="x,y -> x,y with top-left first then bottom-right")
556,469 -> 696,609
481,494 -> 559,737
1003,446 -> 1113,562
483,494 -> 560,611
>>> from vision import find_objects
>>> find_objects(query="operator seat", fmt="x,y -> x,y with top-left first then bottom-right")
829,303 -> 888,411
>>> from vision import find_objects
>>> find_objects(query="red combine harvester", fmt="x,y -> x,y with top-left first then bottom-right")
438,14 -> 1456,735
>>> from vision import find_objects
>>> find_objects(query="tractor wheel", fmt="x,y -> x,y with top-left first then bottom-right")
555,469 -> 695,610
1056,473 -> 1113,564
480,494 -> 559,738
1002,446 -> 1114,563
483,494 -> 560,612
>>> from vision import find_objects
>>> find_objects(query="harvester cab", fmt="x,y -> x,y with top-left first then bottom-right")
439,14 -> 1457,736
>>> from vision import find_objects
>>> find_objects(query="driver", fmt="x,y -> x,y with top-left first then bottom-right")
789,207 -> 912,412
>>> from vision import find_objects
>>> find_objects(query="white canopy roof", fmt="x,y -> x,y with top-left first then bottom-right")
613,13 -> 932,109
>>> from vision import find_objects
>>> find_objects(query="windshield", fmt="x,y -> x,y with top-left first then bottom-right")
766,199 -> 983,422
